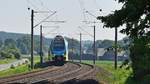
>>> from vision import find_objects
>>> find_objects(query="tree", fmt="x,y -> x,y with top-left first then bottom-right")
97,0 -> 150,80
0,38 -> 21,59
10,48 -> 21,59
0,38 -> 3,48
0,46 -> 21,59
99,40 -> 114,48
0,50 -> 11,58
16,37 -> 29,54
65,37 -> 80,54
4,39 -> 16,49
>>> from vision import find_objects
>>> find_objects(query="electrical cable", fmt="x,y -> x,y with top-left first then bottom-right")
78,0 -> 87,22
38,0 -> 54,13
34,11 -> 57,28
26,0 -> 39,10
78,26 -> 93,37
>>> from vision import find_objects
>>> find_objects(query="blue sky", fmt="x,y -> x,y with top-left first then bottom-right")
0,0 -> 125,40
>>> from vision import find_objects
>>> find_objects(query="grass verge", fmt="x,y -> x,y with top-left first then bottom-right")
0,59 -> 17,64
0,64 -> 29,78
83,60 -> 132,84
0,55 -> 43,78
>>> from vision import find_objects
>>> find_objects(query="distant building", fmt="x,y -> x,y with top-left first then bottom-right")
97,48 -> 106,56
85,48 -> 93,54
97,48 -> 128,61
74,47 -> 129,61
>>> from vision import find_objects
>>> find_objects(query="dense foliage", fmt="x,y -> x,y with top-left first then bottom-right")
0,32 -> 52,56
0,39 -> 21,59
65,37 -> 80,54
97,0 -> 150,81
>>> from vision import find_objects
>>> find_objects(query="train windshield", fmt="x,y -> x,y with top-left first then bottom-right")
52,38 -> 65,51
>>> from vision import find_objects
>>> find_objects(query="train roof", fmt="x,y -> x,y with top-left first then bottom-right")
54,35 -> 65,39
54,35 -> 68,43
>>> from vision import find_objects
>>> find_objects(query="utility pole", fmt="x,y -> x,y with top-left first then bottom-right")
93,23 -> 96,65
115,27 -> 118,69
71,38 -> 74,62
80,33 -> 82,63
84,11 -> 100,65
40,25 -> 43,64
40,25 -> 61,62
78,26 -> 96,64
29,9 -> 56,69
31,9 -> 34,69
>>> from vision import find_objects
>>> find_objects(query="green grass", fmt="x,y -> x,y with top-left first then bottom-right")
0,64 -> 29,78
22,55 -> 49,63
0,64 -> 43,78
0,59 -> 17,64
82,60 -> 133,84
0,55 -> 46,78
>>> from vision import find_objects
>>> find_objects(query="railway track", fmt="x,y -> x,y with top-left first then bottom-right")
48,63 -> 95,84
0,62 -> 96,84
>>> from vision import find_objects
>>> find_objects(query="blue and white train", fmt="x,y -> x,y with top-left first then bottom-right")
50,35 -> 68,62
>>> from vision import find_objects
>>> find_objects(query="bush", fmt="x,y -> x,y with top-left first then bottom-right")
0,47 -> 21,59
0,50 -> 14,59
12,50 -> 21,59
0,51 -> 8,58
142,75 -> 150,84
130,36 -> 150,80
10,64 -> 15,69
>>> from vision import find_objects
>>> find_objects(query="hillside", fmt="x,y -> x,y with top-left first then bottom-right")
0,31 -> 80,54
0,31 -> 52,46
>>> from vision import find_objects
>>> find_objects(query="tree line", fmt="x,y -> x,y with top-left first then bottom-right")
0,32 -> 129,60
0,35 -> 51,59
97,0 -> 150,82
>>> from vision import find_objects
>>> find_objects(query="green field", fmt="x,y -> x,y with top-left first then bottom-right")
83,60 -> 133,84
0,64 -> 29,78
0,59 -> 17,64
0,54 -> 45,65
0,55 -> 43,78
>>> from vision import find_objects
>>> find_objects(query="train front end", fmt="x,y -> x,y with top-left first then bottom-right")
50,35 -> 68,62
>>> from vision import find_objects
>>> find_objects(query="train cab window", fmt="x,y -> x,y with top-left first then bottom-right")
52,38 -> 65,50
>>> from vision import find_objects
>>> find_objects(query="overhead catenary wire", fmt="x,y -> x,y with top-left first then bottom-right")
85,11 -> 97,19
26,0 -> 56,26
38,0 -> 44,6
34,11 -> 57,28
78,0 -> 87,22
43,32 -> 64,36
42,26 -> 59,36
93,0 -> 101,10
78,26 -> 93,37
26,0 -> 39,10
38,0 -> 54,13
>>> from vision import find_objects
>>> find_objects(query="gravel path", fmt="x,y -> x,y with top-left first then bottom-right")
0,59 -> 28,71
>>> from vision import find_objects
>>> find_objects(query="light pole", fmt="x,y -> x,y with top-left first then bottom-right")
31,9 -> 34,69
93,23 -> 96,64
71,38 -> 74,62
115,27 -> 118,69
30,9 -> 56,69
40,25 -> 43,64
80,33 -> 82,63
41,26 -> 60,61
84,10 -> 101,65
78,26 -> 95,64
39,25 -> 60,64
